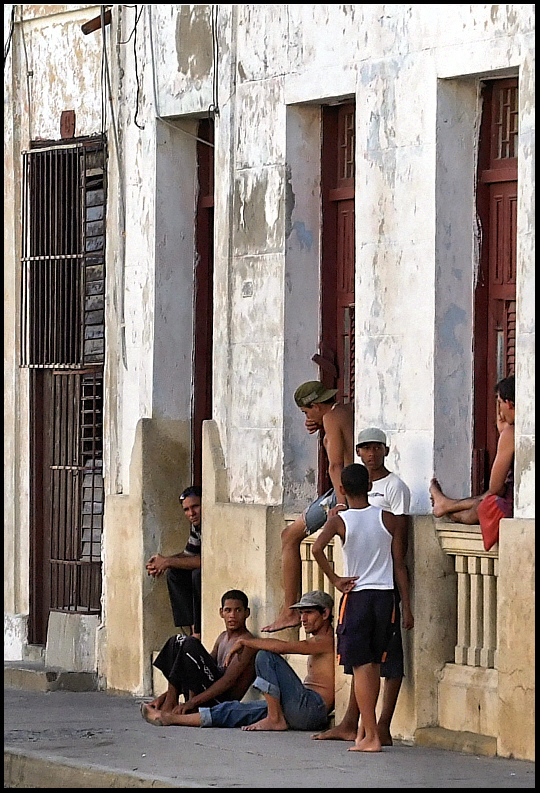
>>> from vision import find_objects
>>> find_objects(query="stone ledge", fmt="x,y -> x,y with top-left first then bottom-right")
414,726 -> 497,757
434,519 -> 499,558
4,749 -> 178,789
4,662 -> 97,692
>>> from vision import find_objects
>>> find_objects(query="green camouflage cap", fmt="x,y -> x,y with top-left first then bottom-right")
294,381 -> 338,407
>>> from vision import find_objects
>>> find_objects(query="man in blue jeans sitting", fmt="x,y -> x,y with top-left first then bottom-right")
141,590 -> 335,732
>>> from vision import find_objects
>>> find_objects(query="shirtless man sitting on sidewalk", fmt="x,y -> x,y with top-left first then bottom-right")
142,590 -> 335,733
142,589 -> 256,719
263,381 -> 354,633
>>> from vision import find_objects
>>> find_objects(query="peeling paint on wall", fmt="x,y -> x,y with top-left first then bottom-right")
438,304 -> 467,353
175,5 -> 212,80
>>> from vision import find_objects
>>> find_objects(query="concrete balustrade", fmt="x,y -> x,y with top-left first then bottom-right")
437,523 -> 498,670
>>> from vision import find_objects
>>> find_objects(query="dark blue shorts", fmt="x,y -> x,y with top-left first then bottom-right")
380,598 -> 404,679
337,589 -> 395,673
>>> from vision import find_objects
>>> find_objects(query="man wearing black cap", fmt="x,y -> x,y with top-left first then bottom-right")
263,381 -> 354,633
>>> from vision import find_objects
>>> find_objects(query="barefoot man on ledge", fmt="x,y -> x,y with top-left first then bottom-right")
263,381 -> 354,633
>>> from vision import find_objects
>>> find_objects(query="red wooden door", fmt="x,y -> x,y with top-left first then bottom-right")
318,103 -> 355,491
473,79 -> 517,492
192,119 -> 214,486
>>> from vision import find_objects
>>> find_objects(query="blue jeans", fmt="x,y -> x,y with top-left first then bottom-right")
304,488 -> 336,535
200,651 -> 329,730
199,699 -> 268,728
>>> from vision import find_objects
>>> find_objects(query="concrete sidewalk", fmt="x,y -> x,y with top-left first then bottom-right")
4,686 -> 535,788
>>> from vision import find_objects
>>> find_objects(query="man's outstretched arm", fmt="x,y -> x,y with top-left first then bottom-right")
226,633 -> 333,665
176,645 -> 256,713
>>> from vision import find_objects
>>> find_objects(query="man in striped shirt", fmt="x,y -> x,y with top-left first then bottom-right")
146,485 -> 202,638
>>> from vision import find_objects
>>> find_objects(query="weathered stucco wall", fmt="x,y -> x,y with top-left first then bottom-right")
200,421 -> 288,645
283,105 -> 324,510
4,5 -> 534,759
4,4 -> 106,658
144,3 -> 534,514
103,417 -> 192,694
497,517 -> 535,760
514,62 -> 536,519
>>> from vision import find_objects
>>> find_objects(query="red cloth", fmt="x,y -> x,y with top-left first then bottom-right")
478,494 -> 505,551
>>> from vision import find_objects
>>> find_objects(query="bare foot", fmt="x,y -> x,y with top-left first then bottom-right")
262,610 -> 301,633
311,723 -> 357,741
146,692 -> 166,710
429,478 -> 452,518
242,716 -> 288,731
156,697 -> 180,713
141,702 -> 164,726
160,711 -> 180,726
349,736 -> 382,753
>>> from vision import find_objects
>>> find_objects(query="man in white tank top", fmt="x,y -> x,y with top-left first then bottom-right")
312,463 -> 413,753
313,428 -> 413,746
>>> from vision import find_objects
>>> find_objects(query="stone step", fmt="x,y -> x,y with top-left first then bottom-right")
4,661 -> 98,692
415,726 -> 497,757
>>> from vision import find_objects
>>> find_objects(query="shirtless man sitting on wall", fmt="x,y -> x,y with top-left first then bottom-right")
429,375 -> 515,552
263,381 -> 354,633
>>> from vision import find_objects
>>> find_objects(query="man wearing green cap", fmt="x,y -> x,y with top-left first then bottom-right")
263,381 -> 354,633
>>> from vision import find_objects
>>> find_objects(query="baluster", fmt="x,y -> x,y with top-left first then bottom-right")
454,555 -> 470,664
480,556 -> 497,668
302,537 -> 336,600
301,539 -> 312,592
467,556 -> 483,666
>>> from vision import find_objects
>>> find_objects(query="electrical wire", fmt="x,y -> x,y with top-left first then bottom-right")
17,5 -> 33,142
208,4 -> 219,117
100,6 -> 107,136
118,4 -> 141,44
130,5 -> 145,129
3,5 -> 15,66
100,4 -> 128,370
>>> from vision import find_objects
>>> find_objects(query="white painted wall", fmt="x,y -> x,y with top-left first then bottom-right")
4,4 -> 535,672
201,4 -> 534,515
283,105 -> 323,511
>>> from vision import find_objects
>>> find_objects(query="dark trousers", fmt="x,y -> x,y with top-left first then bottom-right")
153,635 -> 224,705
166,567 -> 201,633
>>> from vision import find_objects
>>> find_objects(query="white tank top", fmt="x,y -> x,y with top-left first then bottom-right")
340,506 -> 394,591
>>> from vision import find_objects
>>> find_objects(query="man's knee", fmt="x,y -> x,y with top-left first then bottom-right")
255,649 -> 283,677
281,518 -> 306,548
255,649 -> 274,669
182,635 -> 204,654
166,566 -> 188,585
